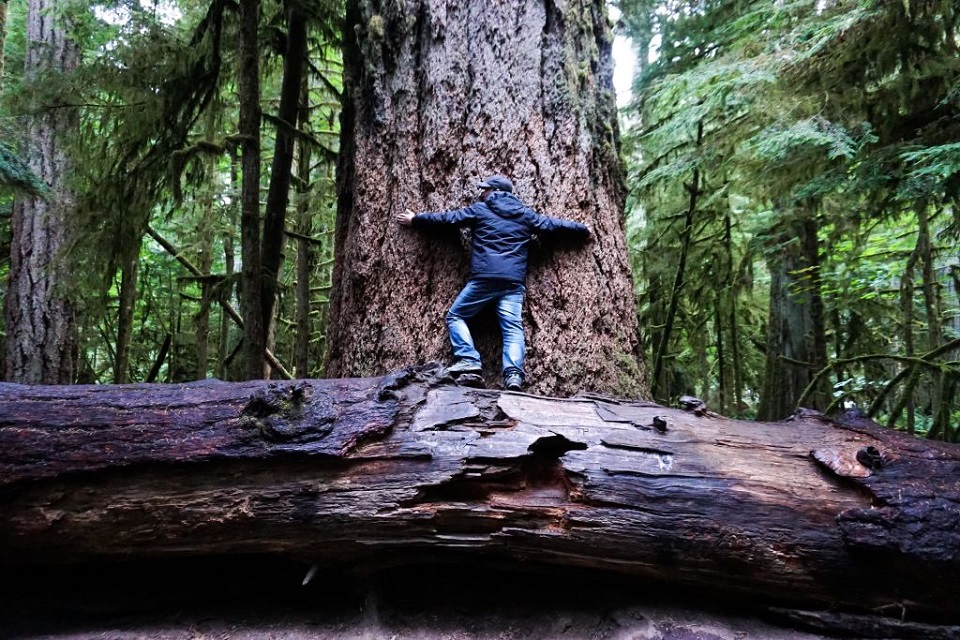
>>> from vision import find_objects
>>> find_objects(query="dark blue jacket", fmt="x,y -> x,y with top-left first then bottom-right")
413,191 -> 589,283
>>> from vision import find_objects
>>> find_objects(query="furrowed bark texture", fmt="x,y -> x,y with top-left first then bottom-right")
328,1 -> 646,397
1,365 -> 958,627
3,0 -> 79,384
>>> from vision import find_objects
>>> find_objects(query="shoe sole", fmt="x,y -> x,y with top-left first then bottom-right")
448,367 -> 482,376
455,373 -> 485,388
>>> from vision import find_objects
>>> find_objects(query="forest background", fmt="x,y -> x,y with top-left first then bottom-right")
0,0 -> 957,439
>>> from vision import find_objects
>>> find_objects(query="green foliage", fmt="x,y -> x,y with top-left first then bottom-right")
619,0 -> 960,434
745,118 -> 861,166
0,0 -> 344,383
899,143 -> 960,200
1,2 -> 36,198
0,138 -> 49,197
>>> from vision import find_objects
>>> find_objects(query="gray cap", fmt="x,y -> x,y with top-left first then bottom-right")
477,175 -> 514,193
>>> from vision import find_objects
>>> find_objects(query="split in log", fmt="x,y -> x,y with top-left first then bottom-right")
1,363 -> 958,637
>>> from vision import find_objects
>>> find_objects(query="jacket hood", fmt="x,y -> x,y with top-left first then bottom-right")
485,191 -> 525,219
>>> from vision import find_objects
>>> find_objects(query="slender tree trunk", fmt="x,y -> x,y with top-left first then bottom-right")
718,211 -> 737,414
170,280 -> 184,381
294,75 -> 313,377
757,205 -> 829,421
113,248 -> 140,384
0,0 -> 8,90
261,4 -> 308,356
220,155 -> 240,380
899,246 -> 919,434
652,121 -> 702,401
803,214 -> 829,400
327,0 -> 647,398
714,303 -> 726,414
195,204 -> 215,381
917,207 -> 943,438
730,300 -> 744,413
238,0 -> 264,380
147,225 -> 292,380
3,0 -> 79,385
195,283 -> 212,380
294,226 -> 312,376
145,334 -> 172,383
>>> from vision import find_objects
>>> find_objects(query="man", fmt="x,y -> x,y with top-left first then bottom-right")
396,174 -> 590,390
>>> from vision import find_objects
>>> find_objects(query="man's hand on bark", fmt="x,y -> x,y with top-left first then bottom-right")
396,209 -> 416,226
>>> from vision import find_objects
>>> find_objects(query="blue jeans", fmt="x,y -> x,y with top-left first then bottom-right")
446,279 -> 525,379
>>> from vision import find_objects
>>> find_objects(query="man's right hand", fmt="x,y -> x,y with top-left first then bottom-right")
396,209 -> 416,226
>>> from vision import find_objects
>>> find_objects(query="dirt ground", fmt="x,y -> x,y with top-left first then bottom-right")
0,556 -> 838,640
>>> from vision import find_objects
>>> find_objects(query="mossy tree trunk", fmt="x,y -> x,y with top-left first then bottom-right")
327,1 -> 647,398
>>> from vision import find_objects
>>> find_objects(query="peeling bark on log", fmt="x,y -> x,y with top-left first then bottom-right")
1,364 -> 958,632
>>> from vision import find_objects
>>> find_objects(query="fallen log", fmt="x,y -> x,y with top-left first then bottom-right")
1,363 -> 958,633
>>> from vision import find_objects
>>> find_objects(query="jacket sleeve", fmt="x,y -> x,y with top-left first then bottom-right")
528,211 -> 590,241
412,205 -> 479,229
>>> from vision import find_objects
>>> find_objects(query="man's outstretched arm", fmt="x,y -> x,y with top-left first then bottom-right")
397,206 -> 479,229
530,211 -> 591,241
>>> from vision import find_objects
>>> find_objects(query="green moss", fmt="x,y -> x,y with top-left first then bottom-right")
368,14 -> 386,40
615,351 -> 650,399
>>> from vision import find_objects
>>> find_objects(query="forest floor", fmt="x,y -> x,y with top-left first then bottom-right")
0,556 -> 835,640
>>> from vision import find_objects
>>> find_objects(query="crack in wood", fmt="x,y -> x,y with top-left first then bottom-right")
527,432 -> 588,458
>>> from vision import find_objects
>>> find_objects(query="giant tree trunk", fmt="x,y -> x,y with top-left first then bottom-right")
3,0 -> 79,385
327,1 -> 646,398
1,365 -> 958,637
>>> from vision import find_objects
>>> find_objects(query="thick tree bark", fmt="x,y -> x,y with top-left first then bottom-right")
327,1 -> 646,398
3,0 -> 79,384
1,365 -> 958,633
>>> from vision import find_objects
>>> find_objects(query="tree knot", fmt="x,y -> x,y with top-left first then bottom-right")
243,382 -> 310,418
240,382 -> 333,443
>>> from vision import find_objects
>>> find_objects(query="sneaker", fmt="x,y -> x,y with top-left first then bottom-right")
504,373 -> 523,391
447,359 -> 481,375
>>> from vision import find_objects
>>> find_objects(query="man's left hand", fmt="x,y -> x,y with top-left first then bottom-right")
396,209 -> 416,226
